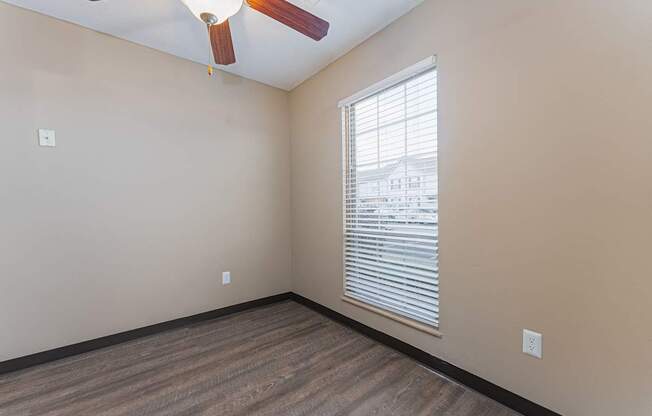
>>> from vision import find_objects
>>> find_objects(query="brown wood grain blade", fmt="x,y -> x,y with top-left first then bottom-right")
246,0 -> 329,41
209,20 -> 236,65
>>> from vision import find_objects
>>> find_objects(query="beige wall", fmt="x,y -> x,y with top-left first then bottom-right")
0,3 -> 291,362
289,1 -> 652,415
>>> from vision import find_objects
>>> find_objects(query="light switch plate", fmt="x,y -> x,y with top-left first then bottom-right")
222,271 -> 231,285
523,329 -> 543,359
38,129 -> 56,147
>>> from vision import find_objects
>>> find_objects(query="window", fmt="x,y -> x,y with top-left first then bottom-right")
409,176 -> 421,189
341,58 -> 439,329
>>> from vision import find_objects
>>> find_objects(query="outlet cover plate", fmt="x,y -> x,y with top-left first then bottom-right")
523,329 -> 543,359
38,129 -> 56,147
222,271 -> 231,285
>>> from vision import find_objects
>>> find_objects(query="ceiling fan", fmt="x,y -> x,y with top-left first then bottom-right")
91,0 -> 330,75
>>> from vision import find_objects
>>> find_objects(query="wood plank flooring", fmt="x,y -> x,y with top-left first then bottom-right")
0,301 -> 521,416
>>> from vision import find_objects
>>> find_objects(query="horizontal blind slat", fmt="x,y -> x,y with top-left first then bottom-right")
346,275 -> 439,299
346,281 -> 439,310
344,256 -> 437,279
345,236 -> 439,253
345,246 -> 438,265
345,261 -> 438,286
344,249 -> 436,272
345,270 -> 438,292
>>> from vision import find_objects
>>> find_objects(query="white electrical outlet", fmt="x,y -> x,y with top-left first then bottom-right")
222,271 -> 231,285
523,329 -> 543,359
38,129 -> 56,147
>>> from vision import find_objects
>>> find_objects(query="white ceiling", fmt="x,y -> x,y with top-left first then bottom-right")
3,0 -> 423,90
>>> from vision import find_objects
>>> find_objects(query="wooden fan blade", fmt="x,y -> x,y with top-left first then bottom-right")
209,20 -> 236,65
246,0 -> 330,41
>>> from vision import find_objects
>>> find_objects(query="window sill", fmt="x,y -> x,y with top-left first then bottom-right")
341,296 -> 443,338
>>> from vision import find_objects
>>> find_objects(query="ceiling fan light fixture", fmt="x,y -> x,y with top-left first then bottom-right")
181,0 -> 243,24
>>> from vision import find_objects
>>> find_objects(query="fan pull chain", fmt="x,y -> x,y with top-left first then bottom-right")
207,24 -> 213,76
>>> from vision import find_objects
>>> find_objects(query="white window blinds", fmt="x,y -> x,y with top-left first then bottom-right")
342,66 -> 439,327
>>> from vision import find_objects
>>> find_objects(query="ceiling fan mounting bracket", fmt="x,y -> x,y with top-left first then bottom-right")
200,12 -> 219,26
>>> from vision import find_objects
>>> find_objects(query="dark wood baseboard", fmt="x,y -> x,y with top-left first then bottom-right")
1,291 -> 561,416
0,292 -> 292,375
290,293 -> 562,416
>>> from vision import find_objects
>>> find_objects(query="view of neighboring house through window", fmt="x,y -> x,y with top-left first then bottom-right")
342,64 -> 439,328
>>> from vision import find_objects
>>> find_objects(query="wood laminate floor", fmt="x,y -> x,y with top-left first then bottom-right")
0,301 -> 521,416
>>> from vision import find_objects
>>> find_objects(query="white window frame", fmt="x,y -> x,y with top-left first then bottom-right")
339,56 -> 441,337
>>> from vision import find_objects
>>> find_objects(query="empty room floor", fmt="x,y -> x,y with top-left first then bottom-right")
0,302 -> 519,416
